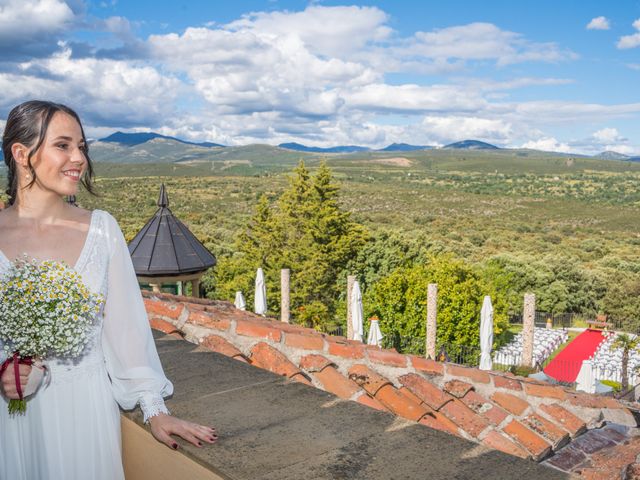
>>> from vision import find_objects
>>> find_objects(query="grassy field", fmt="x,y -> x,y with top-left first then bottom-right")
1,148 -> 639,318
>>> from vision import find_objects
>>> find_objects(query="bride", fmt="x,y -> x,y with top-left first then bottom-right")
0,100 -> 217,479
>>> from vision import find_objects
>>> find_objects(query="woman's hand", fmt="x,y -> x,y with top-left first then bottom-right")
148,413 -> 218,450
0,363 -> 31,399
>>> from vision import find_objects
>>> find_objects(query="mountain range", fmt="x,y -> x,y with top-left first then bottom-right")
100,131 -> 224,148
76,132 -> 639,164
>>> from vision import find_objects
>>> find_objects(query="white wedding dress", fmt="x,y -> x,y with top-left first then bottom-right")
0,209 -> 173,480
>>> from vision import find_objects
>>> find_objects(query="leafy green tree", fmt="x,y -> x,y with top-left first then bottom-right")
600,274 -> 640,333
364,255 -> 510,353
611,333 -> 639,391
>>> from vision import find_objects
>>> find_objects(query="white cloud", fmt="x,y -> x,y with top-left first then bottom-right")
2,4 -> 638,154
592,127 -> 625,143
521,137 -> 572,153
586,16 -> 610,30
402,23 -> 576,67
345,83 -> 486,113
0,0 -> 73,39
224,6 -> 392,57
617,18 -> 640,49
0,45 -> 182,127
420,116 -> 512,144
0,0 -> 75,57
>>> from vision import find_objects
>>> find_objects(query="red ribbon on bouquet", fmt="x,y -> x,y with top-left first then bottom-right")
0,352 -> 34,400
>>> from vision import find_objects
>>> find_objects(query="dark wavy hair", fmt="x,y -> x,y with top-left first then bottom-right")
2,100 -> 97,206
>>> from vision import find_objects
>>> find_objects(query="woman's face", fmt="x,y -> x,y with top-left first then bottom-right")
27,111 -> 87,198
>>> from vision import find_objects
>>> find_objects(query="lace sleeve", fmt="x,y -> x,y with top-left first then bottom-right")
101,212 -> 173,422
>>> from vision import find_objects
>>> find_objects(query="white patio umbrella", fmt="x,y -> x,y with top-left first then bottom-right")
254,268 -> 267,316
234,291 -> 246,310
479,295 -> 494,370
350,281 -> 364,342
367,316 -> 384,346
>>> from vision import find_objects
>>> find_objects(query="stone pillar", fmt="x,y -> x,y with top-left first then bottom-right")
347,275 -> 356,340
281,269 -> 290,323
426,283 -> 438,360
191,278 -> 200,298
522,293 -> 536,367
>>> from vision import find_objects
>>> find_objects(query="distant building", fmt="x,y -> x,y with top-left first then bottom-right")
128,184 -> 216,297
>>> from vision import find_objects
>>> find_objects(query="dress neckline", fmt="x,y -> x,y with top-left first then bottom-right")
0,210 -> 98,272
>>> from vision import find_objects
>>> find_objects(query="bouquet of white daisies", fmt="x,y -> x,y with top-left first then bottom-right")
0,256 -> 104,414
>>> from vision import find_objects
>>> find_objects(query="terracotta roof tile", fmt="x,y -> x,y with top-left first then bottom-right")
236,319 -> 283,342
356,393 -> 389,412
187,310 -> 231,331
276,323 -> 319,334
419,410 -> 461,437
398,386 -> 423,405
290,373 -> 313,386
409,355 -> 444,376
439,399 -> 491,438
460,390 -> 509,426
326,337 -> 366,359
523,382 -> 567,401
522,413 -> 570,449
374,384 -> 430,422
566,392 -> 624,409
443,379 -> 474,399
367,347 -> 409,368
398,373 -> 452,411
446,364 -> 491,384
200,335 -> 248,362
539,404 -> 587,438
482,430 -> 529,459
348,364 -> 392,396
312,366 -> 361,399
250,342 -> 300,378
284,332 -> 325,350
144,298 -> 185,320
492,374 -> 523,391
299,354 -> 334,372
490,391 -> 530,416
503,419 -> 552,461
149,317 -> 181,336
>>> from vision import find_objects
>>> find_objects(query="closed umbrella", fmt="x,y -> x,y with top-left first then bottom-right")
350,281 -> 364,342
254,268 -> 267,316
479,295 -> 494,370
234,291 -> 246,310
367,316 -> 384,346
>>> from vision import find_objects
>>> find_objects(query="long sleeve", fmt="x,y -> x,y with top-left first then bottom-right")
101,213 -> 173,422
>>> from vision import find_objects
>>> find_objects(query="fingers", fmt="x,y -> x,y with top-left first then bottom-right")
188,424 -> 218,445
171,422 -> 219,448
152,427 -> 180,451
149,415 -> 219,450
1,369 -> 30,399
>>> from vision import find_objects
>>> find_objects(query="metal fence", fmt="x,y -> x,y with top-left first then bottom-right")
435,342 -> 481,367
508,310 -> 591,329
508,310 -> 640,334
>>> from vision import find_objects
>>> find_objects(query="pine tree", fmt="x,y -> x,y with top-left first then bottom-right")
213,160 -> 368,328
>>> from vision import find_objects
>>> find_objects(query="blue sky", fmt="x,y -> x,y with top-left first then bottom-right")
1,1 -> 640,154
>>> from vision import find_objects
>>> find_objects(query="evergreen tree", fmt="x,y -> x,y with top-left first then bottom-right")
212,160 -> 368,328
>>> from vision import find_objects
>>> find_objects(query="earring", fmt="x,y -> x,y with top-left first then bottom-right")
25,174 -> 31,180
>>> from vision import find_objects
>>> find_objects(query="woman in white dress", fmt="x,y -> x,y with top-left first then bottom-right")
0,100 -> 218,479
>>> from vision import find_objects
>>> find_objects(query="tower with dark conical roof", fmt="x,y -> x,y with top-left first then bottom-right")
128,184 -> 216,297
